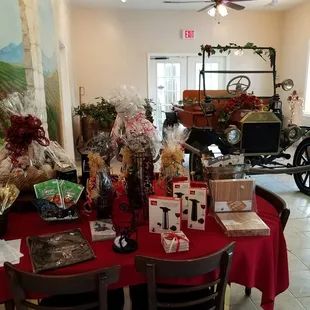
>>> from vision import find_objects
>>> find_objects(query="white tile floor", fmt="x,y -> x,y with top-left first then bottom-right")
229,172 -> 310,309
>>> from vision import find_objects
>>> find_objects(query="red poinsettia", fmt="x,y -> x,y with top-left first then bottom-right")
219,93 -> 261,125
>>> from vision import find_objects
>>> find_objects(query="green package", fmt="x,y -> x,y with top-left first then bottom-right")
60,181 -> 84,209
34,180 -> 62,208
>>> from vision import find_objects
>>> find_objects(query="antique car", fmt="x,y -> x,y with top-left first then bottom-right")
163,44 -> 310,196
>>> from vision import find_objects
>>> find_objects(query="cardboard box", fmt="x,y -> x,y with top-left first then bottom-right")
161,231 -> 189,253
173,182 -> 190,220
211,179 -> 254,213
215,212 -> 270,237
149,196 -> 182,234
89,220 -> 116,241
187,187 -> 207,231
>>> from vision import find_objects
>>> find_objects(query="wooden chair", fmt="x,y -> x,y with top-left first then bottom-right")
4,262 -> 120,310
134,242 -> 235,310
244,185 -> 290,296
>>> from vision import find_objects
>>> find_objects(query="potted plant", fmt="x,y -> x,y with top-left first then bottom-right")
74,97 -> 117,142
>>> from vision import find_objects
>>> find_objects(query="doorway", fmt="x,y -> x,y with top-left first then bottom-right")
148,54 -> 227,133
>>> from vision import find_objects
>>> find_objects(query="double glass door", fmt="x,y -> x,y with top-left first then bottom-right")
149,55 -> 226,132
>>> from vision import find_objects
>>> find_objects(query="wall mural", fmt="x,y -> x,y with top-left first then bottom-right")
0,0 -> 62,143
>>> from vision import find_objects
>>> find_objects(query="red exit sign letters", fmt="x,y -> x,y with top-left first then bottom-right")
182,30 -> 195,40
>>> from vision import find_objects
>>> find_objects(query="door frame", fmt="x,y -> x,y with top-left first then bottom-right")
147,53 -> 198,98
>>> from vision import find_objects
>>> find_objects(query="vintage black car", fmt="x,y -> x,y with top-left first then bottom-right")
164,44 -> 310,196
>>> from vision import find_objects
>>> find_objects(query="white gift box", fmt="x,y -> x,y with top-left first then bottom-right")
149,196 -> 182,234
161,231 -> 189,253
173,182 -> 190,220
89,220 -> 116,242
187,187 -> 207,231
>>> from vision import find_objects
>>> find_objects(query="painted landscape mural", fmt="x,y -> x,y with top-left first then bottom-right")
0,0 -> 61,143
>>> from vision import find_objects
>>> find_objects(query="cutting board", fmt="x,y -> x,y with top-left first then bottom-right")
215,212 -> 270,237
210,179 -> 254,212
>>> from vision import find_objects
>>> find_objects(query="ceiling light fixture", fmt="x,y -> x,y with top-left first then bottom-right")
121,0 -> 127,3
207,7 -> 216,17
217,4 -> 228,17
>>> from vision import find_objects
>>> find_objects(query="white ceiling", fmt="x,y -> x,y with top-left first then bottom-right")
70,0 -> 307,11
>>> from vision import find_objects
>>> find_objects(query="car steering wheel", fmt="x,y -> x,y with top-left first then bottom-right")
227,75 -> 251,95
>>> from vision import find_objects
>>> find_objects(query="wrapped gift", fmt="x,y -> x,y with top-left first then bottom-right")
188,187 -> 207,231
215,212 -> 270,237
210,179 -> 255,213
149,196 -> 182,234
161,231 -> 189,253
89,220 -> 116,242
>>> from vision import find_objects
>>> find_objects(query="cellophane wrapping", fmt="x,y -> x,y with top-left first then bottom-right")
110,86 -> 160,221
0,91 -> 76,191
160,125 -> 190,196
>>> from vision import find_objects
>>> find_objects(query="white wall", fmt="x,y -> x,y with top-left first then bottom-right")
52,0 -> 76,159
281,1 -> 310,122
71,8 -> 284,102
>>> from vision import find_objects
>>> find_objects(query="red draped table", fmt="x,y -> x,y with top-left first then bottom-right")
0,195 -> 288,310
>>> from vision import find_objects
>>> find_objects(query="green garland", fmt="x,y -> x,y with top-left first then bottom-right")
200,42 -> 276,67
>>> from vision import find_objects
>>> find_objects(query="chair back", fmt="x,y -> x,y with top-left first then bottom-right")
255,185 -> 290,230
135,242 -> 235,310
4,262 -> 120,310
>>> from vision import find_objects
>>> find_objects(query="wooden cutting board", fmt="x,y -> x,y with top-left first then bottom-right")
211,179 -> 254,212
215,212 -> 270,237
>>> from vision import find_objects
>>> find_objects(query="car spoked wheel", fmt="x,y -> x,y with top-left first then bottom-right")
293,138 -> 310,196
189,152 -> 205,181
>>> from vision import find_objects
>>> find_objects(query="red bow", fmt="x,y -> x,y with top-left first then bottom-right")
164,232 -> 189,253
5,114 -> 49,165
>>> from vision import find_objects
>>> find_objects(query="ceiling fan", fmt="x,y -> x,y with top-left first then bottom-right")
163,0 -> 256,15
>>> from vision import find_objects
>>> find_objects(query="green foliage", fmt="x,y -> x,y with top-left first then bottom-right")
144,98 -> 155,123
200,43 -> 276,67
74,97 -> 117,128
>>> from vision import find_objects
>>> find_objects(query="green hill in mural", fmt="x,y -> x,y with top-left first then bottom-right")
44,70 -> 61,142
0,61 -> 60,142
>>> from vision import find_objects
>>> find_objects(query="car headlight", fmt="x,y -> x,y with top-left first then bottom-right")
284,125 -> 302,143
225,126 -> 242,145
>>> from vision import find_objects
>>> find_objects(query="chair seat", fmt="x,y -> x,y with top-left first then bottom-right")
39,288 -> 124,310
130,284 -> 215,310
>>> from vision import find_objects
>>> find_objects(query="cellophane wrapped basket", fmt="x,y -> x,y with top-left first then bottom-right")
0,91 -> 76,192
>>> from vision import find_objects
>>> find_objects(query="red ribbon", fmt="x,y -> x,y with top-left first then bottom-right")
5,114 -> 50,165
164,232 -> 189,253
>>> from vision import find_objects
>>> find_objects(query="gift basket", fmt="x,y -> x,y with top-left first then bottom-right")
0,183 -> 19,237
110,85 -> 161,225
0,92 -> 76,192
159,125 -> 189,196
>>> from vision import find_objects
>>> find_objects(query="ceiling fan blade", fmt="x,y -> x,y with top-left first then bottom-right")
223,2 -> 245,10
163,1 -> 211,3
198,4 -> 214,12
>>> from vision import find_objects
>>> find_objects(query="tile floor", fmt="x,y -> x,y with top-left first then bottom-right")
229,172 -> 310,309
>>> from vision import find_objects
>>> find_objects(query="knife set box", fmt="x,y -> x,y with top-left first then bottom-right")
215,212 -> 270,237
149,196 -> 182,234
210,179 -> 255,213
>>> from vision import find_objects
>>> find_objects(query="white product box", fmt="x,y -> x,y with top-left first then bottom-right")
149,196 -> 182,234
187,187 -> 207,231
89,220 -> 116,242
161,231 -> 189,253
173,182 -> 190,220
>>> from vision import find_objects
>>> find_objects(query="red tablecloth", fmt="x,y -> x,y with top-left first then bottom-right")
0,195 -> 288,310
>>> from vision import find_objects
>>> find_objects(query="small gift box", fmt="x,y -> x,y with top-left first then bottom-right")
161,231 -> 189,253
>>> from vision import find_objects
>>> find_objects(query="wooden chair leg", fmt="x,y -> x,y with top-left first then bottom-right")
4,300 -> 15,310
245,286 -> 252,296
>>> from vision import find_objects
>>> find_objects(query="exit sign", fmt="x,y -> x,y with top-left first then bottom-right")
182,30 -> 195,40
